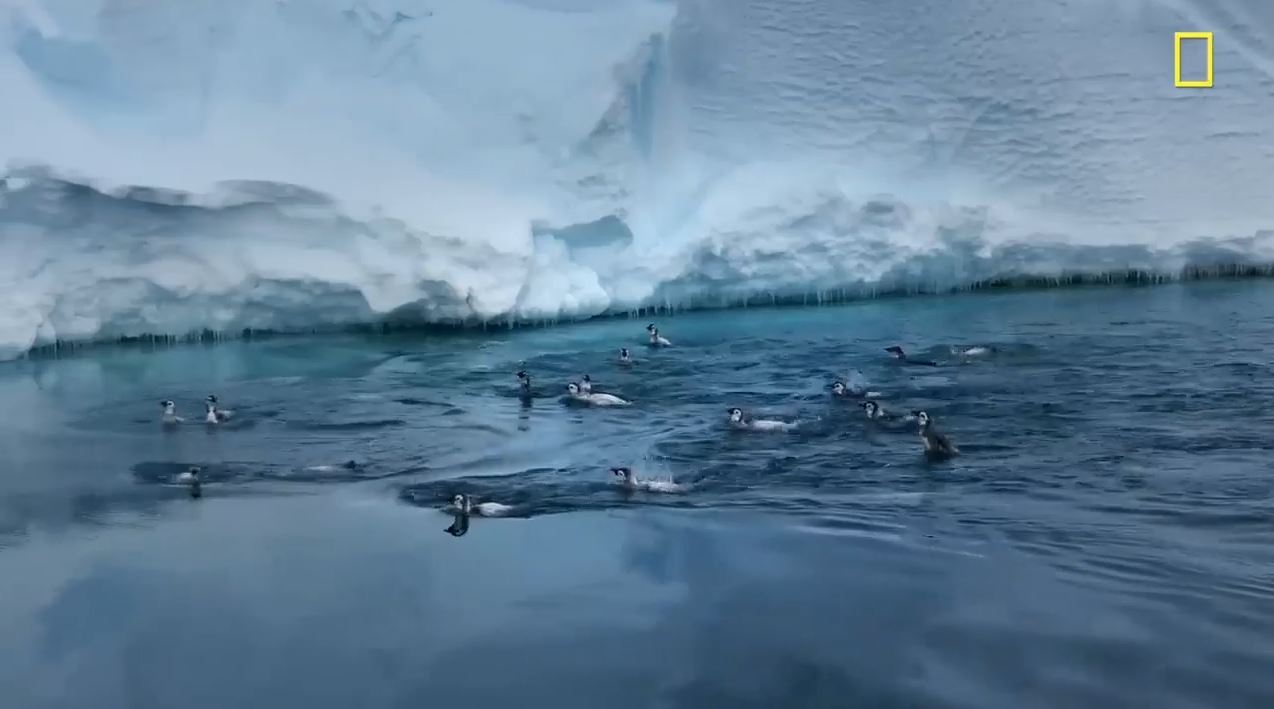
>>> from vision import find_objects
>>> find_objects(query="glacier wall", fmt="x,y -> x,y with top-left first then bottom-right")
2,0 -> 1274,358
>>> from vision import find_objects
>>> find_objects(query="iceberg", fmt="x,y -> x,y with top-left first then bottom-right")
2,0 -> 1274,359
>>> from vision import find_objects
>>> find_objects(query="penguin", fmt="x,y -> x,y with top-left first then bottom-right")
204,395 -> 233,424
885,346 -> 938,367
567,382 -> 631,407
727,407 -> 796,432
610,466 -> 685,493
646,324 -> 672,348
515,370 -> 534,401
912,410 -> 959,459
450,493 -> 513,517
160,400 -> 184,425
177,466 -> 202,498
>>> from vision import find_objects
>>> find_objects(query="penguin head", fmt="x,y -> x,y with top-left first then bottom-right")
451,494 -> 468,510
206,395 -> 218,404
161,400 -> 174,409
567,382 -> 581,395
728,408 -> 744,423
188,466 -> 201,477
645,323 -> 656,332
861,401 -> 880,417
619,348 -> 629,358
831,381 -> 846,395
912,410 -> 930,426
610,467 -> 633,480
583,375 -> 592,383
885,346 -> 905,359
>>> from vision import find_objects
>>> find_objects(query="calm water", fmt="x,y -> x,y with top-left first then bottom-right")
3,282 -> 1274,709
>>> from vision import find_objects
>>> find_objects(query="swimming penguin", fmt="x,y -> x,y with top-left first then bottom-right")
177,466 -> 202,498
610,467 -> 685,493
579,374 -> 594,394
303,460 -> 362,474
450,493 -> 513,517
912,410 -> 959,459
618,348 -> 635,366
160,400 -> 184,425
951,345 -> 996,357
515,370 -> 534,400
567,382 -> 631,407
727,407 -> 797,432
646,323 -> 672,348
832,371 -> 882,400
885,346 -> 938,367
860,400 -> 914,425
860,400 -> 888,420
204,395 -> 233,424
833,380 -> 875,399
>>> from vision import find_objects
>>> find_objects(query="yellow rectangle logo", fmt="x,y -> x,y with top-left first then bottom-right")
1174,31 -> 1213,88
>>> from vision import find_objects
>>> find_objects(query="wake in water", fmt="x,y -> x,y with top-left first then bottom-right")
399,468 -> 705,520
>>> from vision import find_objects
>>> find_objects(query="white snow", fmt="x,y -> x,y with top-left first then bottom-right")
2,0 -> 1274,358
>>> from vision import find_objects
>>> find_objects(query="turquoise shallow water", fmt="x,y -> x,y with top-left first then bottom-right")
3,282 -> 1274,708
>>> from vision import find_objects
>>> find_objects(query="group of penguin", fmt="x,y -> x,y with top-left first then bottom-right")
157,395 -> 236,497
156,322 -> 962,516
449,322 -> 964,522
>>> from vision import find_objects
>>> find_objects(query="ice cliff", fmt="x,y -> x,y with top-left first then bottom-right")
2,0 -> 1274,358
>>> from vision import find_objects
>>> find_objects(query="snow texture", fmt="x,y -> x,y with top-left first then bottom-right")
2,0 -> 1274,358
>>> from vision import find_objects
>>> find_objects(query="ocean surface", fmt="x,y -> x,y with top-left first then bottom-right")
2,281 -> 1274,709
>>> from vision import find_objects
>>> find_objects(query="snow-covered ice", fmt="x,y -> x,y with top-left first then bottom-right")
2,0 -> 1273,358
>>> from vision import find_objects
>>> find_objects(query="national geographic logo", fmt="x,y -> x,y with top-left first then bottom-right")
1174,32 -> 1213,88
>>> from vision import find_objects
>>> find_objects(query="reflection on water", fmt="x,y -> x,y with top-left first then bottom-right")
3,282 -> 1274,708
444,510 -> 470,537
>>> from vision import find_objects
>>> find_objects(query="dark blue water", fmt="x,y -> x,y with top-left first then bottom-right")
3,282 -> 1274,709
